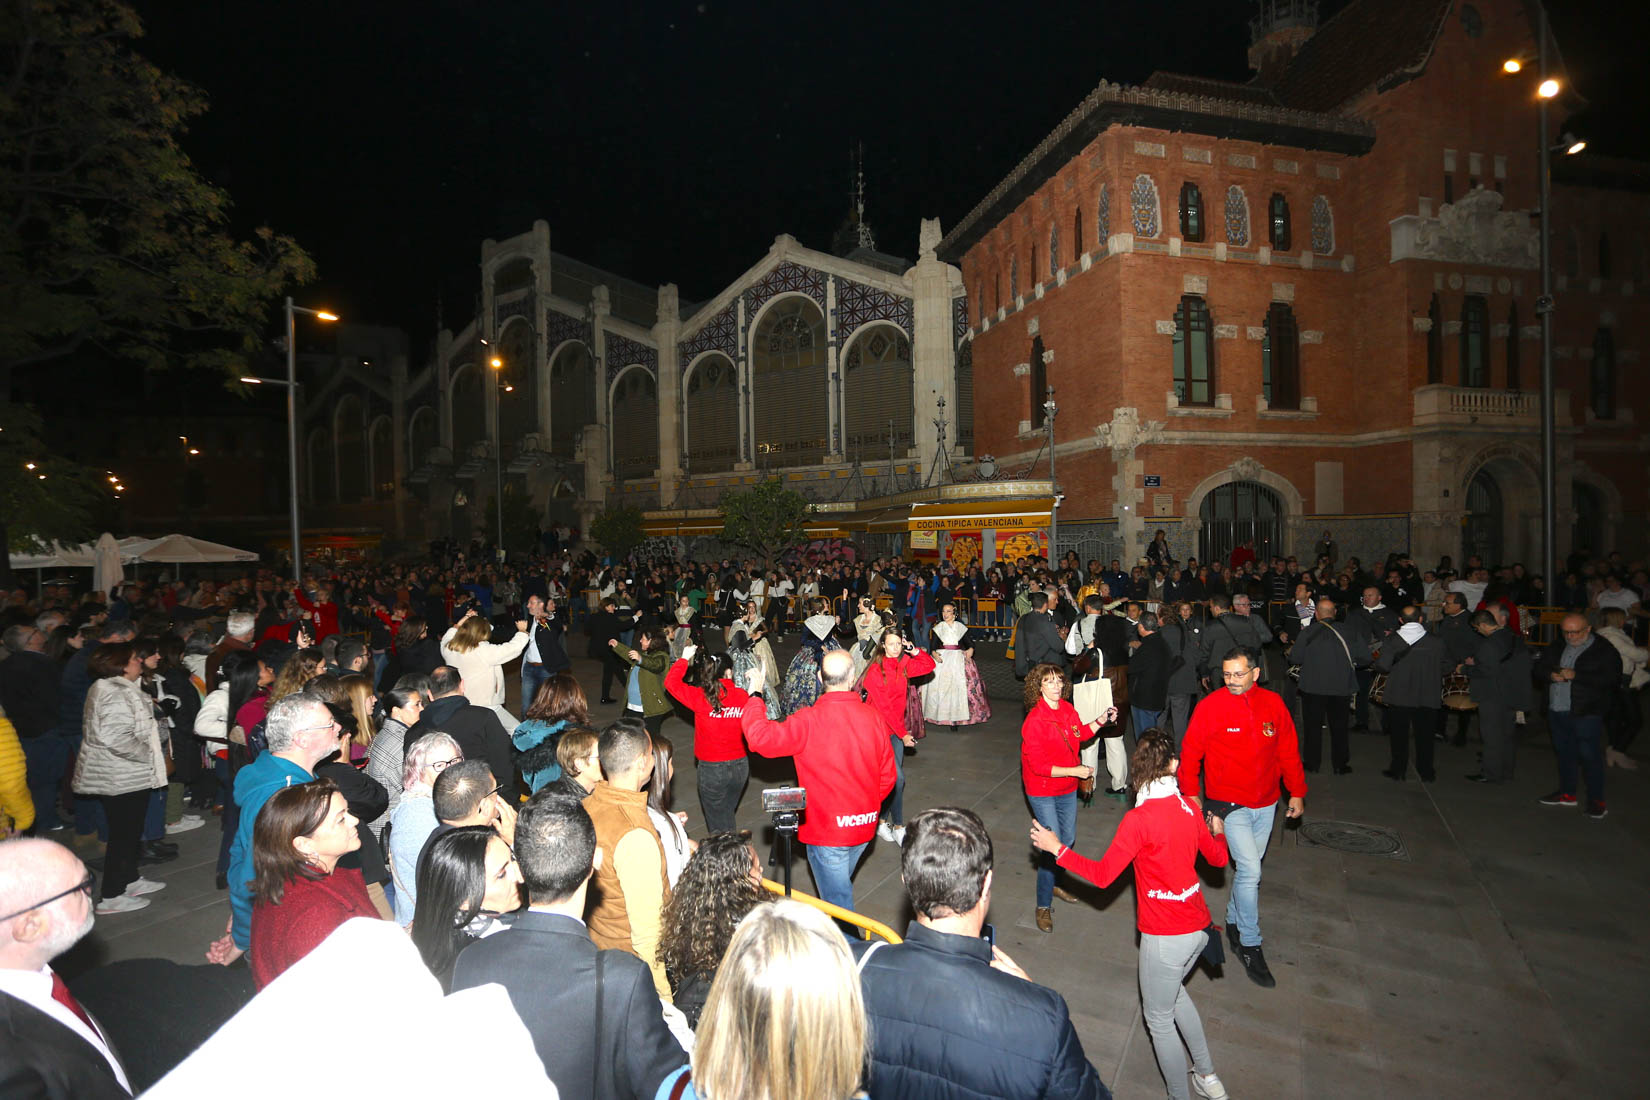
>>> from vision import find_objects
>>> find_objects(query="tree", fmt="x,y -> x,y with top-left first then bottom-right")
590,505 -> 645,560
0,403 -> 112,586
720,478 -> 812,566
0,0 -> 314,394
483,483 -> 539,554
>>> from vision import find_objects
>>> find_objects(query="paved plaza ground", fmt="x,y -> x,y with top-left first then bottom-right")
58,635 -> 1646,1098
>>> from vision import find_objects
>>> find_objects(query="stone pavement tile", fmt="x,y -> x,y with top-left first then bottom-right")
1282,940 -> 1370,1011
1199,1014 -> 1306,1100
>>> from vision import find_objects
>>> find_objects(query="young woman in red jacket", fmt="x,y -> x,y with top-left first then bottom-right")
1031,729 -> 1231,1100
665,647 -> 752,835
859,624 -> 935,845
249,778 -> 382,988
1019,662 -> 1116,933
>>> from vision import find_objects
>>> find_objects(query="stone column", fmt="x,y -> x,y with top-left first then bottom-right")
590,287 -> 612,486
825,275 -> 842,463
532,221 -> 553,437
905,218 -> 960,474
1095,407 -> 1165,563
654,284 -> 683,499
735,295 -> 752,470
391,355 -> 408,538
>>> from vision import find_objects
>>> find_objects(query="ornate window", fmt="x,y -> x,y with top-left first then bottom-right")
1262,303 -> 1300,409
1460,295 -> 1489,387
1506,302 -> 1521,390
1179,182 -> 1204,241
844,328 -> 914,456
1224,185 -> 1249,246
1030,335 -> 1048,427
1131,174 -> 1160,238
1172,295 -> 1214,406
1591,327 -> 1615,419
685,355 -> 739,472
1310,196 -> 1334,254
752,297 -> 828,464
1031,243 -> 1039,287
1426,294 -> 1443,384
1010,257 -> 1019,301
1073,207 -> 1084,257
1268,193 -> 1291,251
976,279 -> 985,326
765,313 -> 816,367
1098,184 -> 1111,241
1048,225 -> 1060,277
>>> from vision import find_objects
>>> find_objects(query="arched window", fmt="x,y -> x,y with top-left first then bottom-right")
1426,294 -> 1443,384
1030,243 -> 1039,288
1048,225 -> 1060,277
1598,232 -> 1613,279
450,364 -> 484,457
1009,257 -> 1019,300
1179,182 -> 1204,241
844,327 -> 914,459
751,297 -> 827,464
1310,196 -> 1334,254
1506,302 -> 1521,390
1262,303 -> 1300,409
1173,295 -> 1214,406
1030,335 -> 1048,427
955,339 -> 974,450
1131,175 -> 1160,238
1591,326 -> 1616,419
685,354 -> 739,472
976,279 -> 985,326
548,342 -> 596,459
497,321 -> 536,450
408,406 -> 438,469
1073,207 -> 1084,258
1098,184 -> 1111,241
1460,295 -> 1488,387
1224,185 -> 1249,246
611,370 -> 659,480
1268,193 -> 1291,251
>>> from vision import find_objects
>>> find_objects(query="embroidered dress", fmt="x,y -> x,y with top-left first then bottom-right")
781,614 -> 840,717
668,604 -> 695,661
729,619 -> 782,719
850,611 -> 883,678
922,620 -> 980,725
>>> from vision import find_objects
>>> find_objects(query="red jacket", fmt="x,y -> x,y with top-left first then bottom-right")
1020,699 -> 1087,797
1056,786 -> 1229,935
292,588 -> 340,641
250,866 -> 380,988
740,692 -> 895,847
1178,685 -> 1308,809
861,651 -> 935,739
665,659 -> 750,763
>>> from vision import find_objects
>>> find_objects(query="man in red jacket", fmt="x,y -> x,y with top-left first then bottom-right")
1178,645 -> 1306,989
741,649 -> 896,917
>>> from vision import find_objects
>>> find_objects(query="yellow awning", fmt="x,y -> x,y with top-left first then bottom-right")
641,518 -> 850,538
906,498 -> 1054,531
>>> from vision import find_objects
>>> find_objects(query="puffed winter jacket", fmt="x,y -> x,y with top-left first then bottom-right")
72,676 -> 166,796
0,710 -> 36,832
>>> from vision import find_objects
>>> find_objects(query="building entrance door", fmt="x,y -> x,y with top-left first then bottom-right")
1463,469 -> 1502,567
1199,481 -> 1282,566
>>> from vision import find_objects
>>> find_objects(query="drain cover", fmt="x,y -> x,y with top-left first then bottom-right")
1296,820 -> 1408,860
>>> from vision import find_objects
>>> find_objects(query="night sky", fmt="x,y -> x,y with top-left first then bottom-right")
130,0 -> 1643,359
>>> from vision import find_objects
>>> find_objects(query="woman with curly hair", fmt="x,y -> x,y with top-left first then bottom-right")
268,650 -> 321,704
512,671 -> 589,793
657,832 -> 769,1027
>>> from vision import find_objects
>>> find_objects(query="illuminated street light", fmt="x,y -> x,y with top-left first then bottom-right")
1566,138 -> 1586,155
490,356 -> 503,369
1538,78 -> 1560,98
1502,58 -> 1522,74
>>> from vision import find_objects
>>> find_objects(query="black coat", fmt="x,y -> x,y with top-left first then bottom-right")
1287,620 -> 1366,696
1437,611 -> 1478,665
1094,613 -> 1133,667
854,922 -> 1109,1100
403,694 -> 515,789
452,911 -> 686,1099
1374,631 -> 1449,708
524,613 -> 569,674
587,610 -> 626,661
0,989 -> 130,1100
1533,633 -> 1622,718
1128,631 -> 1172,710
1013,612 -> 1067,677
1466,627 -> 1534,710
0,649 -> 61,738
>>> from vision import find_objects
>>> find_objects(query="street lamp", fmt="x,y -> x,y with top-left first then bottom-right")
489,352 -> 505,556
1043,384 -> 1059,562
246,298 -> 338,584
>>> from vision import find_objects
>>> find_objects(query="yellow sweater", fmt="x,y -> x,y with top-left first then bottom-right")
0,713 -> 36,834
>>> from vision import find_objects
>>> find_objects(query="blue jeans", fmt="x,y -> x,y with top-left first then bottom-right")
1223,801 -> 1277,947
370,650 -> 389,691
521,663 -> 551,712
883,735 -> 906,825
143,786 -> 166,841
1132,706 -> 1165,738
806,841 -> 869,914
20,735 -> 70,830
1028,792 -> 1078,908
1548,710 -> 1605,802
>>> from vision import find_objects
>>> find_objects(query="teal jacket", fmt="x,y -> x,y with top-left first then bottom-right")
228,753 -> 313,950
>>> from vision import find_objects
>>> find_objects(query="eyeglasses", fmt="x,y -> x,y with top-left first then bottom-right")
0,871 -> 96,922
296,721 -> 342,736
428,757 -> 460,772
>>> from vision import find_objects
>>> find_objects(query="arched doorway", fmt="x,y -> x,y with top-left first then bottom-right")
548,342 -> 596,458
1572,481 -> 1604,559
842,325 -> 913,461
1198,481 -> 1282,565
751,296 -> 827,465
1464,469 -> 1503,567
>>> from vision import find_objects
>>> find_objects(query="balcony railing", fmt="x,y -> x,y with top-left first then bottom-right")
1412,384 -> 1567,427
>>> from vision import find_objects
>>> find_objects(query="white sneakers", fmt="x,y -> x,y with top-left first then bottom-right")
95,894 -> 151,914
1191,1071 -> 1229,1099
166,815 -> 205,835
126,878 -> 167,896
876,821 -> 908,845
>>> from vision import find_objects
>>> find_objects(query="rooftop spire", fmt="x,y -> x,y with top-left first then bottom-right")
1249,0 -> 1319,85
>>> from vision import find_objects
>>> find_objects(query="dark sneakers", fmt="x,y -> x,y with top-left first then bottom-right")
1236,945 -> 1277,988
1585,801 -> 1608,820
1538,791 -> 1578,807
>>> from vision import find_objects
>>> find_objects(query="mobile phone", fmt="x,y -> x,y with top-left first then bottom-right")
981,922 -> 996,948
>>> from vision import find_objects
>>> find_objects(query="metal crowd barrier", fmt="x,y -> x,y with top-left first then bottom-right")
761,878 -> 903,944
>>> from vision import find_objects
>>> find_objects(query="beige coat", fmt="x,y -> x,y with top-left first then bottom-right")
73,676 -> 167,796
440,626 -> 530,707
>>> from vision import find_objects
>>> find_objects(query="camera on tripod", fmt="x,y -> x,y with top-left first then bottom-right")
762,786 -> 807,895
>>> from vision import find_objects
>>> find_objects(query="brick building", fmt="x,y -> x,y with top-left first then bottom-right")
941,0 -> 1646,573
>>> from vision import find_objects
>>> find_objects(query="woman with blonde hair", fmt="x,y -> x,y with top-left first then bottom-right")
269,650 -> 320,703
441,606 -> 531,727
657,899 -> 868,1100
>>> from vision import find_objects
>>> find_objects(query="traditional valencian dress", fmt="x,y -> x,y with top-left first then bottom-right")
782,613 -> 840,717
923,619 -> 991,726
668,602 -> 695,660
851,611 -> 883,679
729,614 -> 783,719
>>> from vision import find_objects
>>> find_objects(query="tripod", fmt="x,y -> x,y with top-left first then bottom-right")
766,810 -> 802,896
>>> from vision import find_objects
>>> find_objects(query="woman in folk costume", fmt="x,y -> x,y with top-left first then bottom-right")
729,600 -> 783,719
850,595 -> 884,679
668,593 -> 696,661
922,601 -> 992,730
781,597 -> 841,717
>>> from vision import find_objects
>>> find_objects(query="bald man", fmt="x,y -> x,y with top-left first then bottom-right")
0,839 -> 132,1098
740,649 -> 897,917
1533,613 -> 1621,817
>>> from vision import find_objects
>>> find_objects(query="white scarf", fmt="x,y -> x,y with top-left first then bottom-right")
1134,775 -> 1181,807
1398,621 -> 1427,645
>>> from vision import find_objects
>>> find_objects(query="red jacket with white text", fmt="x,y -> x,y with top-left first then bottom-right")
665,659 -> 750,763
740,692 -> 895,847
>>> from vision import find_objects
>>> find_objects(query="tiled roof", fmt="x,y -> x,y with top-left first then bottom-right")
1142,71 -> 1281,108
1266,0 -> 1453,113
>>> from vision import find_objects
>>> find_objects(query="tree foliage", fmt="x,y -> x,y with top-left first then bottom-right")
0,403 -> 110,567
483,483 -> 540,554
0,0 -> 314,388
720,478 -> 812,565
590,505 -> 645,560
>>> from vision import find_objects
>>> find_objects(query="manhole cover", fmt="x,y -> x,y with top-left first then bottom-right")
1296,820 -> 1408,861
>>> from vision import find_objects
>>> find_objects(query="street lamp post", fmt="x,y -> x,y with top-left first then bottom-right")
1535,5 -> 1558,604
1043,385 -> 1058,562
489,351 -> 505,558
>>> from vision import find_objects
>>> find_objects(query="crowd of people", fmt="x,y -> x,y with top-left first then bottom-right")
0,530 -> 1645,1099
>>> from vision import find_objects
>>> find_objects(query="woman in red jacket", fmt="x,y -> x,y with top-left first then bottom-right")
859,625 -> 935,845
1031,729 -> 1231,1100
249,778 -> 381,988
666,647 -> 752,835
1020,663 -> 1114,933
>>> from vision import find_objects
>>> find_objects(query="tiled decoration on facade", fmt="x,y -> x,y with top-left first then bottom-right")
1310,195 -> 1334,255
677,300 -> 739,374
544,308 -> 593,355
953,295 -> 970,341
603,330 -> 658,385
1048,225 -> 1060,276
1131,174 -> 1160,238
1225,186 -> 1249,246
495,290 -> 535,327
1098,184 -> 1111,242
1010,257 -> 1019,300
742,260 -> 827,322
836,275 -> 915,343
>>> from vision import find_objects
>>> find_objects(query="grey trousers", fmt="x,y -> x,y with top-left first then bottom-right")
1478,702 -> 1518,781
1139,929 -> 1215,1100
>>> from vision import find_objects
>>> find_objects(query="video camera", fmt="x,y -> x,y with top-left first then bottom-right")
762,786 -> 807,895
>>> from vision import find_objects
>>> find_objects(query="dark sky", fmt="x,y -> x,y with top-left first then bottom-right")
130,0 -> 1642,360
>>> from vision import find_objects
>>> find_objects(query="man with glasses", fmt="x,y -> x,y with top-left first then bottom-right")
0,838 -> 131,1097
207,695 -> 342,967
1533,614 -> 1620,818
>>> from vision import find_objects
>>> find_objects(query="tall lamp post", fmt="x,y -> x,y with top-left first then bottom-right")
243,297 -> 337,584
489,351 -> 505,557
1043,385 -> 1058,562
